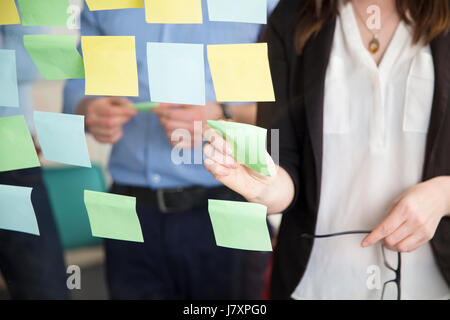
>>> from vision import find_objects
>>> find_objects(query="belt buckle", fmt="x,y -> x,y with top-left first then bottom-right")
156,189 -> 169,213
156,189 -> 180,213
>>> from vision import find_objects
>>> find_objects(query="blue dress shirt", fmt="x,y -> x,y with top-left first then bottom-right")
64,0 -> 279,189
0,25 -> 46,131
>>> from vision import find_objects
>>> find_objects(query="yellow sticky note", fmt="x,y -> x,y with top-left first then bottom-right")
207,43 -> 275,102
85,0 -> 144,11
81,36 -> 139,97
0,0 -> 21,25
145,0 -> 203,24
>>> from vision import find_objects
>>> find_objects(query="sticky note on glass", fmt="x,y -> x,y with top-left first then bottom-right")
131,102 -> 159,112
85,0 -> 144,10
0,116 -> 40,172
145,0 -> 202,24
24,35 -> 85,80
147,42 -> 205,105
208,199 -> 271,251
207,0 -> 267,24
34,111 -> 91,168
81,36 -> 139,97
207,120 -> 270,176
0,184 -> 40,235
0,50 -> 20,108
207,43 -> 275,102
84,190 -> 144,242
17,0 -> 70,26
0,0 -> 21,25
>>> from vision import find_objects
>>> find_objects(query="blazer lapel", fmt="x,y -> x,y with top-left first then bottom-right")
302,19 -> 336,199
424,32 -> 450,178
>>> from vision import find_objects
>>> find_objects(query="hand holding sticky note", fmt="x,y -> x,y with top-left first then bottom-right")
208,199 -> 272,251
207,120 -> 271,176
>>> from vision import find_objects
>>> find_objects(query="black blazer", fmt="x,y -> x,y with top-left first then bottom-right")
258,0 -> 450,299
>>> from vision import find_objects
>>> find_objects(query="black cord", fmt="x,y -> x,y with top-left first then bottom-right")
301,230 -> 372,239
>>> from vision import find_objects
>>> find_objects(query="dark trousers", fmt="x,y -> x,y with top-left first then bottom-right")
0,168 -> 68,299
105,184 -> 270,300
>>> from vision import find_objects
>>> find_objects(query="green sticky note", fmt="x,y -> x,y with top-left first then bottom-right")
131,102 -> 159,112
24,35 -> 85,80
17,0 -> 70,26
0,116 -> 40,172
84,190 -> 144,243
207,120 -> 270,176
208,199 -> 272,251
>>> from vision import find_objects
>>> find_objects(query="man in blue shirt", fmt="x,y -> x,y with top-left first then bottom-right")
64,0 -> 278,299
0,25 -> 68,299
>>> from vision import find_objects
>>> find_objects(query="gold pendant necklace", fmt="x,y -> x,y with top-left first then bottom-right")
368,34 -> 380,54
353,2 -> 396,55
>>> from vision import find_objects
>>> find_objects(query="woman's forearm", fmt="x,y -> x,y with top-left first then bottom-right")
250,166 -> 295,214
439,176 -> 450,217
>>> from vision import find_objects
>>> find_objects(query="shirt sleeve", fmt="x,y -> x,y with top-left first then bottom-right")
259,13 -> 302,212
63,8 -> 102,115
0,25 -> 47,84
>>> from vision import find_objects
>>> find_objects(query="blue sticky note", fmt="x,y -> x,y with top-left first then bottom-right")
207,0 -> 267,24
147,42 -> 205,106
0,184 -> 39,235
0,50 -> 20,107
34,111 -> 92,168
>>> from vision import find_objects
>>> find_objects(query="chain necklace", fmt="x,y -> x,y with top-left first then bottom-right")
353,2 -> 397,54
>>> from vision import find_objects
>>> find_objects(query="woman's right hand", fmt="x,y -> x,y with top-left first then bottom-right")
203,128 -> 278,203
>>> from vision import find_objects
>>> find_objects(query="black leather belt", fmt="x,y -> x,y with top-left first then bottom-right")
116,184 -> 230,213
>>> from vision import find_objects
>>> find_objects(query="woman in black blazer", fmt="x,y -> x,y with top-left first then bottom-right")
204,0 -> 450,299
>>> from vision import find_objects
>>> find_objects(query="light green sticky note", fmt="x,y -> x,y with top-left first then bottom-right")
131,102 -> 159,112
24,35 -> 85,80
208,199 -> 272,251
17,0 -> 70,26
207,120 -> 270,176
0,116 -> 40,172
84,190 -> 144,242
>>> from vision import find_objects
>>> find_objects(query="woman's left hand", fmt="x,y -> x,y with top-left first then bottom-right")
362,176 -> 450,252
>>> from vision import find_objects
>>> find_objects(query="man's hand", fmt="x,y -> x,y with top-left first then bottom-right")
77,97 -> 138,144
362,176 -> 450,252
152,102 -> 223,148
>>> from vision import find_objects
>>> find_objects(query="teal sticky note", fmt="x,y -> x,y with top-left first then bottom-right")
34,111 -> 91,168
147,42 -> 205,105
208,199 -> 272,251
207,120 -> 270,176
207,0 -> 267,24
0,116 -> 40,172
17,0 -> 70,26
0,184 -> 40,235
0,50 -> 19,108
24,35 -> 85,80
84,190 -> 144,243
